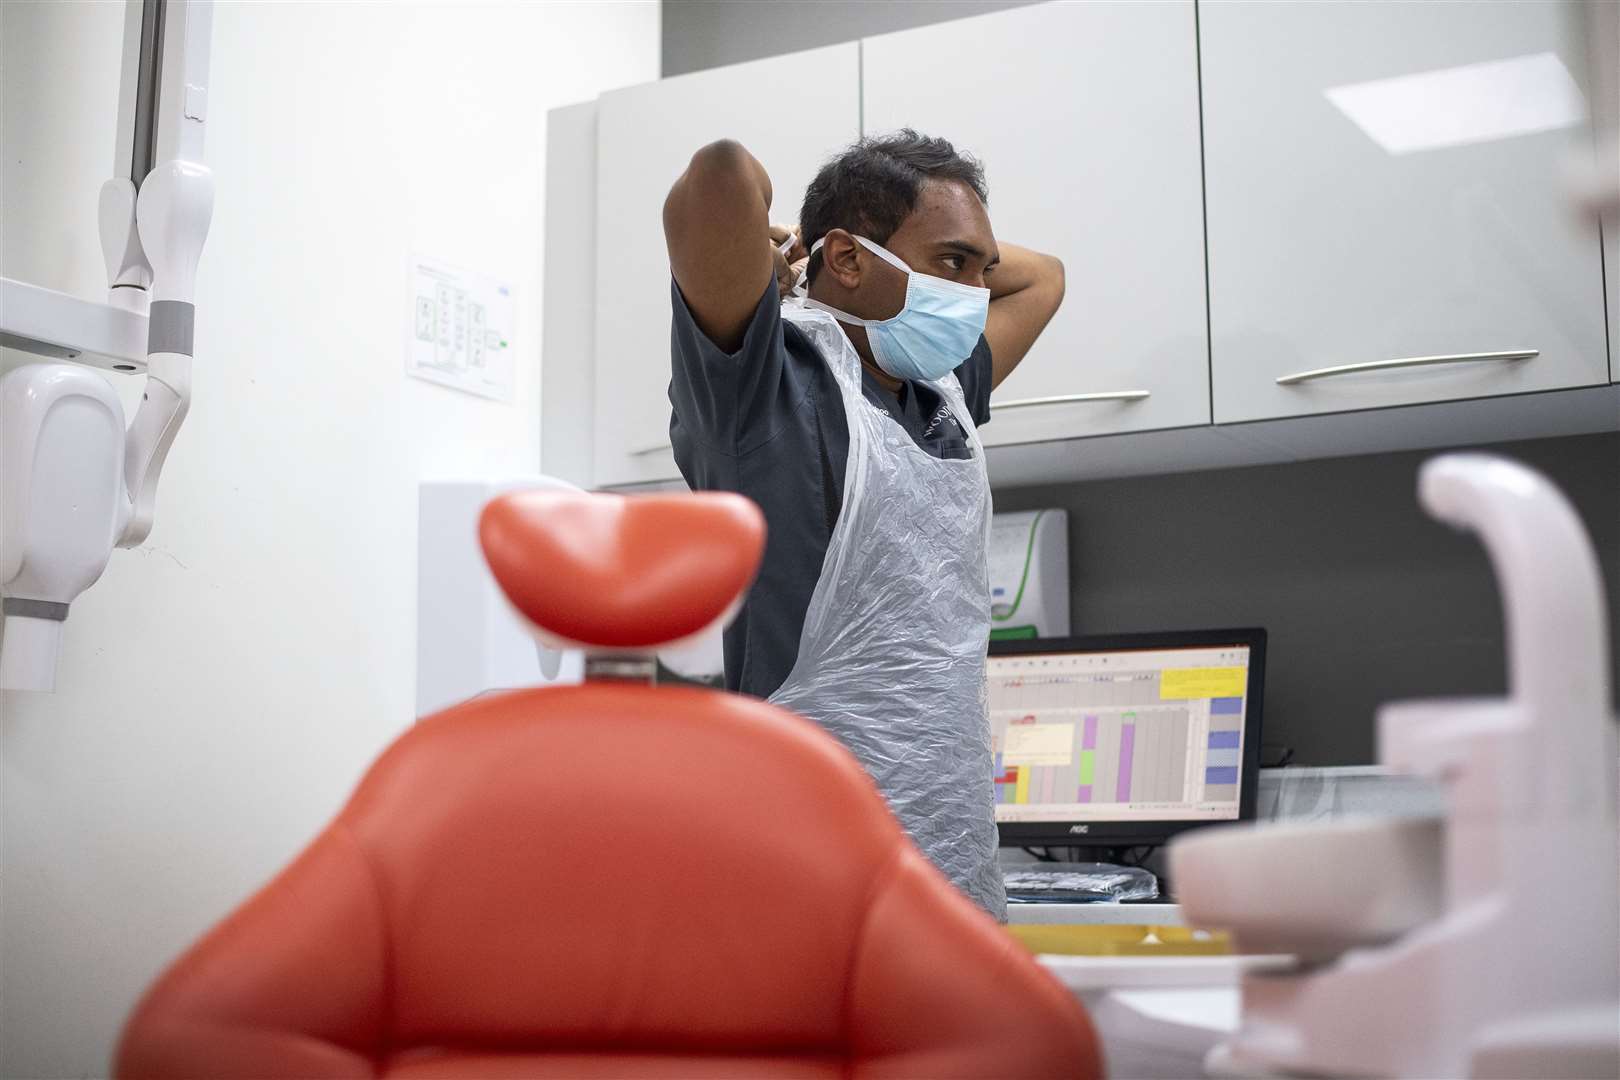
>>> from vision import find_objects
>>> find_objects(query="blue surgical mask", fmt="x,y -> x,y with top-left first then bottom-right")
804,235 -> 989,382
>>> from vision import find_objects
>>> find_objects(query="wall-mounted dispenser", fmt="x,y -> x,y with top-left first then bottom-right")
988,509 -> 1069,641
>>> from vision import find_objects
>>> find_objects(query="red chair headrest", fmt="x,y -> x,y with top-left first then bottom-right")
479,490 -> 765,650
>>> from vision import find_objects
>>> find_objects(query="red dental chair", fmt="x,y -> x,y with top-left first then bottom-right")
116,491 -> 1102,1079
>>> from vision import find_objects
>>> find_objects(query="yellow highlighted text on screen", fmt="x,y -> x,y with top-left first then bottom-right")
1160,666 -> 1247,699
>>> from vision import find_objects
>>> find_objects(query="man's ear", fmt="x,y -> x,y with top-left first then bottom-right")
819,229 -> 863,289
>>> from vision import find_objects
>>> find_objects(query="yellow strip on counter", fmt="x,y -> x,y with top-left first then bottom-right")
1007,924 -> 1232,957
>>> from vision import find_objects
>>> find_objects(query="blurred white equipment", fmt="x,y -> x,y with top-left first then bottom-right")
0,367 -> 128,690
416,477 -> 584,717
1172,453 -> 1619,1079
988,508 -> 1069,640
656,623 -> 726,682
0,1 -> 214,692
1254,764 -> 1444,823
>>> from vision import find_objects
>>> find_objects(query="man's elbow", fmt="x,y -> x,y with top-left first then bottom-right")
689,138 -> 751,174
665,140 -> 769,233
1043,253 -> 1066,308
679,139 -> 767,200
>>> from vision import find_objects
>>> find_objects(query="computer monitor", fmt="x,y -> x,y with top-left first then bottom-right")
989,628 -> 1266,848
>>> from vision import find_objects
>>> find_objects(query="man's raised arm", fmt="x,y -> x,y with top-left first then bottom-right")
663,139 -> 778,354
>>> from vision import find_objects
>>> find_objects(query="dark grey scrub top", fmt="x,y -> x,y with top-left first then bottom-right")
668,279 -> 993,699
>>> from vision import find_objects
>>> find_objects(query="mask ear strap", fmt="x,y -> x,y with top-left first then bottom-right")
809,234 -> 913,277
852,235 -> 913,276
803,234 -> 902,326
804,298 -> 877,327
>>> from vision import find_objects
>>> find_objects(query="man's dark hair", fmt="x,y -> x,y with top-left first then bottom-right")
798,129 -> 987,285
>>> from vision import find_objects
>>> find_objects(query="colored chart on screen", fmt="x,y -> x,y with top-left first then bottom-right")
989,645 -> 1250,824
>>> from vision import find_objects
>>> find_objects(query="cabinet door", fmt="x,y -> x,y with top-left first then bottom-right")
541,101 -> 598,489
862,2 -> 1210,446
1203,0 -> 1608,424
592,45 -> 860,487
1608,220 -> 1618,383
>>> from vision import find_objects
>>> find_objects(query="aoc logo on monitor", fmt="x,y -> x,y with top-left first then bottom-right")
1069,825 -> 1091,835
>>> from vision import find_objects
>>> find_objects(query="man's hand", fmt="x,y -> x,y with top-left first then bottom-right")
984,243 -> 1066,390
769,224 -> 807,299
663,140 -> 776,353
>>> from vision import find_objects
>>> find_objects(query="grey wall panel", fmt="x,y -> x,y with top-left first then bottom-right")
661,0 -> 1039,76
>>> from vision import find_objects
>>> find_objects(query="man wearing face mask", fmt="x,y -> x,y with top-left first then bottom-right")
663,130 -> 1065,918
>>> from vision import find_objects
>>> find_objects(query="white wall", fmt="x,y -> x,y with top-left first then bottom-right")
0,3 -> 659,1075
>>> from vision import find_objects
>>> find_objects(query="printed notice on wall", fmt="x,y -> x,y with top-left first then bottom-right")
407,255 -> 514,401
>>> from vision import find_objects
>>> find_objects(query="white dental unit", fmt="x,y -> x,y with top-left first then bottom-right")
1167,453 -> 1619,1079
0,0 -> 214,692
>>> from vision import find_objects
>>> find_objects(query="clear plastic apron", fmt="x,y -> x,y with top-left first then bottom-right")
770,302 -> 1005,920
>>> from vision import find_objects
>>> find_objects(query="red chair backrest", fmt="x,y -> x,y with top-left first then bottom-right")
115,492 -> 1102,1078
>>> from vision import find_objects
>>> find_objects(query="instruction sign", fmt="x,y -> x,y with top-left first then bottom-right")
407,254 -> 514,401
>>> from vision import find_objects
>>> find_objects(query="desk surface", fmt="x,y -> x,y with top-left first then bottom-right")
1008,902 -> 1183,925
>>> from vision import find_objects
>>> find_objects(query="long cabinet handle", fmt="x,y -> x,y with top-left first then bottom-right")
634,391 -> 1153,452
993,390 -> 1151,409
1275,350 -> 1537,386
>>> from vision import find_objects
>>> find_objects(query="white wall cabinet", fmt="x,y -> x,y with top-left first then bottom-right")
1607,219 -> 1617,384
544,1 -> 1616,490
541,100 -> 598,489
591,44 -> 860,488
1202,0 -> 1608,424
863,1 -> 1210,447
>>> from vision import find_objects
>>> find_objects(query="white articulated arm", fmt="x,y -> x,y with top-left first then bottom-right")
99,177 -> 153,313
119,159 -> 213,549
0,2 -> 214,693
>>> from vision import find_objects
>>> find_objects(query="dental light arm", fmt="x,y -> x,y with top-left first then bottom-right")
0,1 -> 212,692
0,161 -> 211,689
99,178 -> 153,313
119,160 -> 213,548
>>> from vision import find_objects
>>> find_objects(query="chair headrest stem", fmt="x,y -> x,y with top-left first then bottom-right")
585,656 -> 658,684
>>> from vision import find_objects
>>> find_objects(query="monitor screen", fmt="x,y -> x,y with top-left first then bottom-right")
989,630 -> 1264,845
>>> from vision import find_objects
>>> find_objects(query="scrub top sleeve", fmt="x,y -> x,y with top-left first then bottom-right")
953,334 -> 995,428
669,279 -> 791,451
